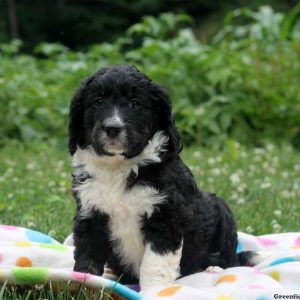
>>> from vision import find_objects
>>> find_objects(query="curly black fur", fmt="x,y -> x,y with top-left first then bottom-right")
69,65 -> 242,285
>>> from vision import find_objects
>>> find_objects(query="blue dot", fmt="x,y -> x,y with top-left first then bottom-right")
256,297 -> 269,300
270,257 -> 296,267
236,240 -> 242,254
25,229 -> 55,243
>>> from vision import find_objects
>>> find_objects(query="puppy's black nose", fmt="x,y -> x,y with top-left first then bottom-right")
102,125 -> 123,138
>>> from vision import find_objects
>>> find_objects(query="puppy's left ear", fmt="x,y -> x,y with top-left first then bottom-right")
68,77 -> 92,155
151,83 -> 182,154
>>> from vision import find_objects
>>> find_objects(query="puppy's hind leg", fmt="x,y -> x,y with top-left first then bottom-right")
208,195 -> 239,268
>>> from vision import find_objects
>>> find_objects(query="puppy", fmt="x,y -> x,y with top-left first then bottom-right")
69,65 -> 244,291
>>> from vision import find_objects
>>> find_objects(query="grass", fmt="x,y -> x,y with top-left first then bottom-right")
0,139 -> 299,298
0,140 -> 299,239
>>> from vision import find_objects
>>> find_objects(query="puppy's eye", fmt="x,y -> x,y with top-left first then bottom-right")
130,99 -> 141,109
94,97 -> 103,106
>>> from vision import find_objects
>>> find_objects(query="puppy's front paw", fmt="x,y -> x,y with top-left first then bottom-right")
74,260 -> 104,276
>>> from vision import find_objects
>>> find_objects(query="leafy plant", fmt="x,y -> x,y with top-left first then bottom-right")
1,7 -> 299,147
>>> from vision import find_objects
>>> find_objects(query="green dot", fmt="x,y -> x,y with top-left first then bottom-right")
40,243 -> 68,252
12,267 -> 48,284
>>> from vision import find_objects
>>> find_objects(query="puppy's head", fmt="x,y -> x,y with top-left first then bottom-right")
68,65 -> 181,158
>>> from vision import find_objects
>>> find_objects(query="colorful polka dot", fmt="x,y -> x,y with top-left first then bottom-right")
15,241 -> 32,247
157,285 -> 182,296
248,284 -> 263,289
71,271 -> 92,282
295,235 -> 300,245
0,225 -> 19,231
292,236 -> 300,248
25,229 -> 54,243
270,270 -> 280,282
257,237 -> 278,246
217,296 -> 231,300
40,243 -> 67,252
236,241 -> 242,254
16,256 -> 32,267
0,270 -> 5,280
216,274 -> 237,285
12,267 -> 48,284
270,257 -> 296,267
254,268 -> 264,275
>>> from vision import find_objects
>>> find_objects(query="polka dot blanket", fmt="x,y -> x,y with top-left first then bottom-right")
1,225 -> 300,300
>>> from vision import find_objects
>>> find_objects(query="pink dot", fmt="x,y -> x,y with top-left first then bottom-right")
248,284 -> 263,289
254,268 -> 264,275
294,236 -> 300,246
257,237 -> 278,246
0,225 -> 19,231
71,271 -> 92,282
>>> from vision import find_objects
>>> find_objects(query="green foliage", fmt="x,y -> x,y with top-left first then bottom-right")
1,8 -> 300,147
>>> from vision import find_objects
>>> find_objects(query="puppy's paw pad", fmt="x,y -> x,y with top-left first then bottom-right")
205,266 -> 224,273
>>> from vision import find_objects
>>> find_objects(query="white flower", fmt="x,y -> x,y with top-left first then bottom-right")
271,220 -> 282,233
241,151 -> 247,158
195,107 -> 205,116
237,184 -> 246,193
48,181 -> 56,187
208,158 -> 215,165
61,172 -> 68,178
282,171 -> 289,179
5,168 -> 14,175
254,148 -> 265,155
211,168 -> 221,176
26,162 -> 36,170
294,165 -> 300,172
230,173 -> 240,184
273,210 -> 282,217
246,226 -> 254,233
267,167 -> 276,175
216,156 -> 222,163
192,151 -> 202,159
27,221 -> 36,227
261,182 -> 271,189
237,198 -> 245,204
280,190 -> 290,198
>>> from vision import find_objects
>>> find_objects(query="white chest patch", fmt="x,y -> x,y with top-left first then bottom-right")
72,132 -> 168,276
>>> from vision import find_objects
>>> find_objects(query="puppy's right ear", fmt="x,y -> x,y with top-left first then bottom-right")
68,77 -> 92,155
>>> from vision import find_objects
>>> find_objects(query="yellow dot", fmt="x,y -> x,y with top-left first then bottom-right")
0,270 -> 5,280
216,274 -> 237,285
15,241 -> 32,247
217,296 -> 232,300
16,256 -> 32,267
270,270 -> 280,282
291,245 -> 300,249
157,285 -> 182,297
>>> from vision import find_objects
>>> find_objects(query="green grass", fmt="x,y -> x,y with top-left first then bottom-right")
0,140 -> 299,298
0,140 -> 299,240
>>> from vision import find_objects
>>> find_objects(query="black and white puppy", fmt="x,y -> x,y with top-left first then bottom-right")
69,65 -> 244,291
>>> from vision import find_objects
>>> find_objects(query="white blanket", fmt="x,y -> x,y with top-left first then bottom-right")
0,225 -> 299,300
